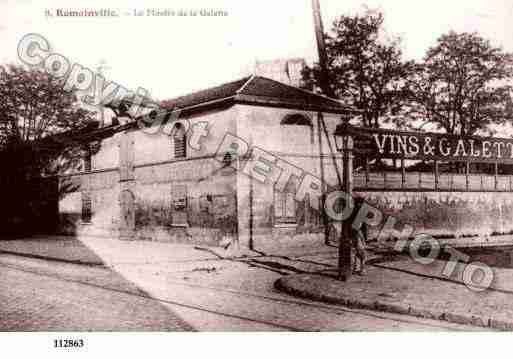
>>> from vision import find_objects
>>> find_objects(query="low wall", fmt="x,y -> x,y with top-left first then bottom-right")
360,191 -> 513,239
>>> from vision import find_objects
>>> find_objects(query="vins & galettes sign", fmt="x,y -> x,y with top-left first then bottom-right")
338,125 -> 513,163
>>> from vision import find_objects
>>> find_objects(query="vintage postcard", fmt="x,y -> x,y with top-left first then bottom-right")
1,0 -> 512,356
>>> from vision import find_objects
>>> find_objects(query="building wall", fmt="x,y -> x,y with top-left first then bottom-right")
234,105 -> 343,247
58,167 -> 120,237
57,103 -> 346,245
57,107 -> 239,244
128,107 -> 239,243
92,136 -> 118,171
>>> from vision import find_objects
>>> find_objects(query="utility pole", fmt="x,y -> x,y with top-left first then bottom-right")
311,0 -> 334,98
311,0 -> 353,280
95,59 -> 111,127
312,0 -> 330,247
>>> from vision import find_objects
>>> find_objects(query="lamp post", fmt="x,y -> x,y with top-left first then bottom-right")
334,116 -> 354,281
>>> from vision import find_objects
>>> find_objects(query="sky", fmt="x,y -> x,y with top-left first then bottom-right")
1,0 -> 513,101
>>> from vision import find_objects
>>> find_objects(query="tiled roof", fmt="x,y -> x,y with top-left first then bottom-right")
160,75 -> 354,114
52,76 -> 355,144
160,77 -> 251,110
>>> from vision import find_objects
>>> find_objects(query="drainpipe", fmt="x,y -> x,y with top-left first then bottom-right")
249,171 -> 254,250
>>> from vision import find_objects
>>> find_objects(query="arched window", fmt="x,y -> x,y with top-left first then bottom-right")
280,114 -> 313,154
172,122 -> 186,158
280,114 -> 312,127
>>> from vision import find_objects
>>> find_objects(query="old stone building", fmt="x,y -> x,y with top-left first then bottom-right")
57,65 -> 352,249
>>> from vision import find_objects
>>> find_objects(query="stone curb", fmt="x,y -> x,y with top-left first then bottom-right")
274,274 -> 513,331
0,249 -> 105,267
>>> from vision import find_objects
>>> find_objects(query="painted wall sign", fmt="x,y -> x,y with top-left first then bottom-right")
336,125 -> 513,163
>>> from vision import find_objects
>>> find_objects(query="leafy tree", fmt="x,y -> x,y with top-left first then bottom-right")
0,65 -> 95,234
406,31 -> 513,136
0,65 -> 94,143
0,65 -> 95,174
303,9 -> 413,128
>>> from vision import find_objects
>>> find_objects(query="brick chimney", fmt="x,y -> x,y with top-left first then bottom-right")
254,58 -> 306,87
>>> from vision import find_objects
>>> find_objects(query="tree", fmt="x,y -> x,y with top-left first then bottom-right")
0,65 -> 95,234
0,65 -> 95,174
0,65 -> 94,144
303,9 -> 413,128
406,31 -> 513,136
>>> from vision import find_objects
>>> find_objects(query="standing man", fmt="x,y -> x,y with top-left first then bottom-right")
328,196 -> 368,275
351,197 -> 368,275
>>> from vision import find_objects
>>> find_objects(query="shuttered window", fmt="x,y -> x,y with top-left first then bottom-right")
81,192 -> 92,223
173,123 -> 186,158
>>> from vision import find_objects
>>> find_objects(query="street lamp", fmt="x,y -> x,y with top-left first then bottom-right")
334,113 -> 355,149
334,115 -> 354,281
334,129 -> 354,153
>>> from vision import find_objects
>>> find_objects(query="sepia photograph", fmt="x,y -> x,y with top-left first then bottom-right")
1,0 -> 513,356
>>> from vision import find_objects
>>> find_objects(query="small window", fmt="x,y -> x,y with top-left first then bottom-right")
81,192 -> 92,223
172,123 -> 186,158
171,185 -> 188,226
223,152 -> 233,166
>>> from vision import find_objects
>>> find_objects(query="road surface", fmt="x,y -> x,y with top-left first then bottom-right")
0,252 -> 485,331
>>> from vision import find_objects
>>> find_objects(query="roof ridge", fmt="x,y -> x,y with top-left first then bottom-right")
235,74 -> 255,94
159,74 -> 355,115
247,75 -> 346,106
161,76 -> 251,105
